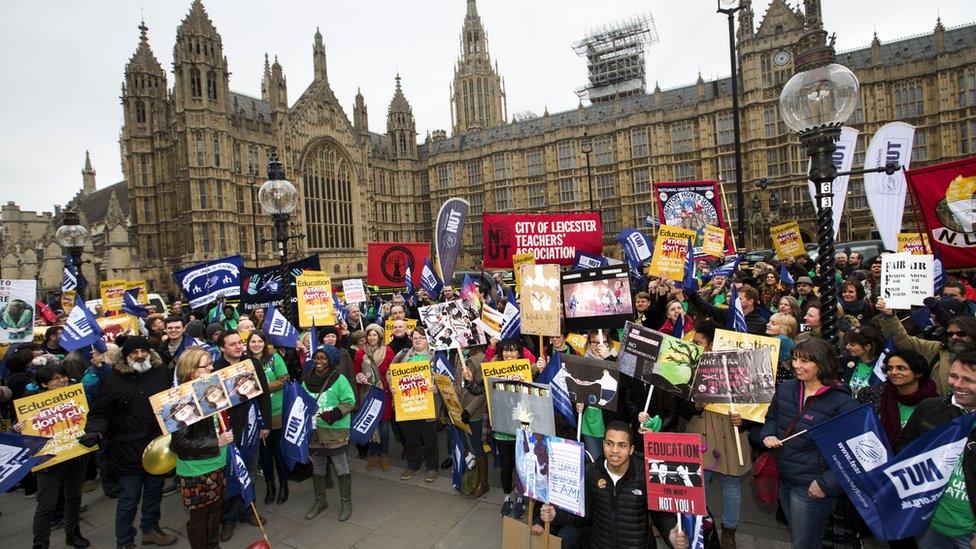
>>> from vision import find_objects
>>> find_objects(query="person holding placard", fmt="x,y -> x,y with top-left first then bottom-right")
488,338 -> 533,519
14,363 -> 92,549
391,328 -> 441,483
451,346 -> 490,498
245,331 -> 291,506
761,339 -> 859,549
302,344 -> 356,521
353,324 -> 395,471
169,347 -> 234,549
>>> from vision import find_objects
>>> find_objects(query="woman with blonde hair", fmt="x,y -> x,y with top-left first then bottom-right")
777,295 -> 802,326
766,312 -> 797,384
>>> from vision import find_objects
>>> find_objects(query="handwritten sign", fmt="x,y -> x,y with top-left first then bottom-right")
770,221 -> 805,258
520,263 -> 561,336
341,279 -> 367,304
14,384 -> 95,470
648,225 -> 696,280
515,430 -> 585,516
644,432 -> 706,516
390,361 -> 435,421
296,271 -> 335,328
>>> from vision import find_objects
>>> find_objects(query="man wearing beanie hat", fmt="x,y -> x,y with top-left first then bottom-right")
81,336 -> 177,548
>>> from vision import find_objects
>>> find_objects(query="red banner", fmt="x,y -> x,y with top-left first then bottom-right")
367,242 -> 430,287
482,212 -> 602,268
643,432 -> 707,516
906,156 -> 976,270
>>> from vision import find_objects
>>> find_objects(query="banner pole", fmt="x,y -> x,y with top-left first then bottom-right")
724,362 -> 745,467
779,429 -> 808,444
527,499 -> 535,545
544,521 -> 551,548
642,384 -> 654,415
576,411 -> 583,442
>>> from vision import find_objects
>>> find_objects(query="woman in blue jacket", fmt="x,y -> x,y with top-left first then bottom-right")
761,338 -> 859,549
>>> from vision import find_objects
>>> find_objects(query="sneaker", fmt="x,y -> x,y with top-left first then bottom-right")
513,497 -> 527,520
141,527 -> 177,546
400,469 -> 416,481
500,499 -> 513,517
425,470 -> 438,483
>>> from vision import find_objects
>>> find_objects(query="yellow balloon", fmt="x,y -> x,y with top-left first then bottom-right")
142,434 -> 176,476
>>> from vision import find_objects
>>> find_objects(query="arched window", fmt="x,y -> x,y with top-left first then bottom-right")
302,140 -> 354,250
207,70 -> 218,101
212,134 -> 221,166
190,68 -> 202,98
135,100 -> 146,123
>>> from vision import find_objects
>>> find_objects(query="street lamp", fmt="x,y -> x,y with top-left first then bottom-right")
779,23 -> 859,344
581,132 -> 594,210
717,0 -> 746,249
55,207 -> 88,297
259,151 -> 301,322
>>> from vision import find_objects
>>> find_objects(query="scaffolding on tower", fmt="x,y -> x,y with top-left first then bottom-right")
572,13 -> 659,104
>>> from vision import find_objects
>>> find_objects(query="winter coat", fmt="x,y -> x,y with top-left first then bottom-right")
878,312 -> 952,397
353,345 -> 394,421
85,347 -> 173,476
213,355 -> 272,447
170,416 -> 220,461
452,350 -> 486,420
760,379 -> 859,495
686,292 -> 767,335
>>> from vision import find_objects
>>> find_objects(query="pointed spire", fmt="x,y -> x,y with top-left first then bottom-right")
467,0 -> 478,17
313,27 -> 327,82
83,150 -> 94,174
933,17 -> 946,52
934,17 -> 945,32
127,20 -> 163,73
178,0 -> 218,35
389,73 -> 412,115
82,151 -> 96,195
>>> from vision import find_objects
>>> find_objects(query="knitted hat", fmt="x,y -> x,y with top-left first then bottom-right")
121,336 -> 151,358
364,323 -> 384,340
318,325 -> 339,342
311,344 -> 342,366
185,319 -> 206,339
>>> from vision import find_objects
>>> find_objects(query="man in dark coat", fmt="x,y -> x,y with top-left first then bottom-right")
212,331 -> 272,543
685,284 -> 767,335
81,336 -> 177,548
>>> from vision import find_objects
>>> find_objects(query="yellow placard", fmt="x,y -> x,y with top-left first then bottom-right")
897,232 -> 931,255
96,314 -> 139,345
125,280 -> 149,304
565,332 -> 620,356
99,279 -> 127,312
296,271 -> 335,328
648,225 -> 696,280
14,383 -> 96,471
481,359 -> 533,421
702,225 -> 726,258
383,318 -> 418,345
706,329 -> 780,423
433,373 -> 471,434
770,221 -> 805,259
60,290 -> 76,315
512,252 -> 536,294
390,361 -> 436,421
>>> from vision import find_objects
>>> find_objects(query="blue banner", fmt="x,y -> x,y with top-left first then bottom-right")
809,404 -> 976,540
779,262 -> 794,286
121,288 -> 150,318
263,304 -> 298,348
679,514 -> 705,549
702,254 -> 742,281
434,198 -> 470,285
281,381 -> 319,470
432,350 -> 455,381
682,237 -> 698,292
173,254 -> 242,310
421,258 -> 444,298
499,291 -> 521,340
349,385 -> 388,447
239,401 -> 261,463
224,442 -> 254,506
727,284 -> 748,333
0,432 -> 52,493
616,228 -> 653,289
536,352 -> 576,428
449,425 -> 467,492
572,251 -> 609,270
239,256 -> 321,314
59,295 -> 107,353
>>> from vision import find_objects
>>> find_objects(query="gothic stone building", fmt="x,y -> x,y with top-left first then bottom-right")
3,0 -> 975,298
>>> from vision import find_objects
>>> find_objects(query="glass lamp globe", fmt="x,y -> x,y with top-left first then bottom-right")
779,63 -> 859,132
258,179 -> 298,215
55,223 -> 89,248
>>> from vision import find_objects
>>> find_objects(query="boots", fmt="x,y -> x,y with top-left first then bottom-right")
468,455 -> 489,499
276,480 -> 289,505
365,456 -> 378,471
324,466 -> 335,489
65,525 -> 90,548
264,479 -> 276,505
379,456 -> 391,471
720,526 -> 737,549
337,474 -> 352,522
304,475 -> 329,520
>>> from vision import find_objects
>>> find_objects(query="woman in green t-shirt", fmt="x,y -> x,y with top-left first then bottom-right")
855,348 -> 937,443
170,347 -> 235,549
246,330 -> 291,505
841,325 -> 885,396
302,344 -> 356,521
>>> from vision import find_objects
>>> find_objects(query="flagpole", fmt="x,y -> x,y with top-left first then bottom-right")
720,179 -> 738,253
642,384 -> 654,415
215,412 -> 270,547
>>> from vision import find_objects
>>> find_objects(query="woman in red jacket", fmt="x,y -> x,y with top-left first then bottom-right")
353,323 -> 394,471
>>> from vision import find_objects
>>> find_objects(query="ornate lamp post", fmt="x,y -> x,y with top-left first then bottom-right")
259,152 -> 301,322
55,207 -> 89,297
779,22 -> 859,344
717,0 -> 747,248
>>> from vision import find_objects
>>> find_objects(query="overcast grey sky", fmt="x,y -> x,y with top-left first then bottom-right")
0,0 -> 971,213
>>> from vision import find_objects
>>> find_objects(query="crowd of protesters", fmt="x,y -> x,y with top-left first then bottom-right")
2,250 -> 975,549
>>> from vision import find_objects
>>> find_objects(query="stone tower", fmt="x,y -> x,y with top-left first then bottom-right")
388,75 -> 417,160
313,27 -> 328,82
450,0 -> 506,135
82,151 -> 96,195
354,88 -> 369,135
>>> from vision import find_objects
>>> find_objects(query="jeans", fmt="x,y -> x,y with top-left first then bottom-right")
917,526 -> 973,549
582,435 -> 603,463
704,470 -> 742,529
221,444 -> 259,526
258,428 -> 289,486
115,472 -> 164,545
33,457 -> 86,549
464,419 -> 485,456
778,482 -> 837,549
400,420 -> 439,472
368,420 -> 391,457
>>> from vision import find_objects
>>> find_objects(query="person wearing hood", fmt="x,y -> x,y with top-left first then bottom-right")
80,336 -> 177,548
761,339 -> 860,549
302,344 -> 356,521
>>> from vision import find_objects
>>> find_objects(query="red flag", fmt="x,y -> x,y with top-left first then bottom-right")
366,242 -> 430,287
905,156 -> 976,270
36,300 -> 58,325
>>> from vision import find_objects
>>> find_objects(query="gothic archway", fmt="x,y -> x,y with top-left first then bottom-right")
301,139 -> 354,250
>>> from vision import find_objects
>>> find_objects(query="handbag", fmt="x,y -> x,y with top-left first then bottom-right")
751,390 -> 823,505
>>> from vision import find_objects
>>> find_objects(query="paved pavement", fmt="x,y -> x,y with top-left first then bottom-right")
0,432 -> 869,548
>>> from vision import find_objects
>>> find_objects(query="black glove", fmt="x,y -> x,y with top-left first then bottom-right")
461,410 -> 471,425
78,432 -> 102,448
318,409 -> 344,424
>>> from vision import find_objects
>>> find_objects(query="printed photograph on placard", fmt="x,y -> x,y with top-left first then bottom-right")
217,361 -> 264,407
0,279 -> 37,344
192,372 -> 232,416
561,267 -> 633,331
151,384 -> 204,434
419,299 -> 485,350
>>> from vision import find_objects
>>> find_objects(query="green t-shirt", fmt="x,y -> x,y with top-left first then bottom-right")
305,373 -> 356,430
262,353 -> 289,418
930,455 -> 976,537
582,406 -> 605,438
896,402 -> 916,428
176,418 -> 227,477
848,361 -> 872,395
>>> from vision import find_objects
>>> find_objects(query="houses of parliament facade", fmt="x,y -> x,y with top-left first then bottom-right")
2,0 -> 975,298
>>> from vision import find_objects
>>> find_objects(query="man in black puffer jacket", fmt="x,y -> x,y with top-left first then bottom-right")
81,337 -> 177,548
540,421 -> 688,549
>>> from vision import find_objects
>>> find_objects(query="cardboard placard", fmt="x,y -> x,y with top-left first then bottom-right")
512,252 -> 536,294
296,271 -> 335,328
0,279 -> 36,343
881,252 -> 934,310
501,517 -> 562,548
561,354 -> 621,412
487,379 -> 555,436
896,232 -> 930,255
342,279 -> 367,304
150,360 -> 263,434
648,225 -> 696,280
644,432 -> 706,515
481,359 -> 533,421
125,280 -> 149,304
520,263 -> 562,337
770,221 -> 805,259
389,361 -> 436,421
433,372 -> 470,434
515,430 -> 586,516
701,225 -> 726,258
419,299 -> 486,350
14,383 -> 95,471
99,279 -> 127,312
706,329 -> 780,422
691,349 -> 775,405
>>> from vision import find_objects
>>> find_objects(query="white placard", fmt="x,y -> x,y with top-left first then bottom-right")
881,252 -> 933,310
342,279 -> 367,304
